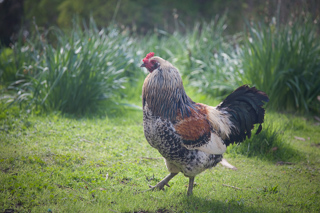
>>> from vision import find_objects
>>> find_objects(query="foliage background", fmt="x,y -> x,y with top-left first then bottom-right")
1,0 -> 320,114
1,0 -> 320,44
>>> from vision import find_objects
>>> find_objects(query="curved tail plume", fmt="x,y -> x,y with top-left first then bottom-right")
217,85 -> 269,146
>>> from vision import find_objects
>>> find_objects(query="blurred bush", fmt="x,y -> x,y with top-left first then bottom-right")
239,18 -> 320,113
183,16 -> 241,98
176,16 -> 320,114
1,19 -> 138,115
0,28 -> 44,86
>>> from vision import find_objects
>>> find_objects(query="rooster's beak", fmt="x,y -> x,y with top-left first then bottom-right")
140,63 -> 146,68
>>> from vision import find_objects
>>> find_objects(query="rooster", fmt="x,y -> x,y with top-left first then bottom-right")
141,52 -> 269,196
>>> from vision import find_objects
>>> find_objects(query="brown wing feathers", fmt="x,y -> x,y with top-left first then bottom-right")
174,104 -> 212,148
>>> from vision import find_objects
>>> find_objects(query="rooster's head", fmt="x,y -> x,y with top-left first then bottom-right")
141,52 -> 163,73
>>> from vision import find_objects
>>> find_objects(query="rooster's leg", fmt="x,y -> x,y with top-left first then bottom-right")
187,177 -> 195,196
147,173 -> 178,191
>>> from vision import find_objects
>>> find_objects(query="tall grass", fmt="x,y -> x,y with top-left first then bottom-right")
239,19 -> 320,113
3,19 -> 138,114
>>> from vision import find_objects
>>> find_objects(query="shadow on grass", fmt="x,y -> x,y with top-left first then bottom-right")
226,124 -> 304,162
133,194 -> 277,213
180,195 -> 277,213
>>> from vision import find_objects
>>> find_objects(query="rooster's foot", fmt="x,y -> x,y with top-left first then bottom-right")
143,173 -> 178,193
148,182 -> 170,191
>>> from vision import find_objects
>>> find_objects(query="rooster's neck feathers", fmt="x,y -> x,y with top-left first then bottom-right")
142,57 -> 196,121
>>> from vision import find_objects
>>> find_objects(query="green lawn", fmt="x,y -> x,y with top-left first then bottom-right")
0,106 -> 319,212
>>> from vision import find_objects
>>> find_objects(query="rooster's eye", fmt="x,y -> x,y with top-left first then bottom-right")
152,62 -> 160,70
145,60 -> 160,73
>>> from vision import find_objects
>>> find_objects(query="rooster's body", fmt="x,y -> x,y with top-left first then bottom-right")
141,53 -> 269,195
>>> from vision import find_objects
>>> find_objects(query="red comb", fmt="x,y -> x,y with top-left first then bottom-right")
142,52 -> 154,63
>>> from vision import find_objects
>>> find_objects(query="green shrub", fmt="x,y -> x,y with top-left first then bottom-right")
5,19 -> 134,114
239,18 -> 320,113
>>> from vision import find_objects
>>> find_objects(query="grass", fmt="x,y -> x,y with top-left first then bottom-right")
227,112 -> 305,162
1,103 -> 320,212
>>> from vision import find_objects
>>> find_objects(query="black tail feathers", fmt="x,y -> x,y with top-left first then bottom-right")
217,85 -> 269,146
